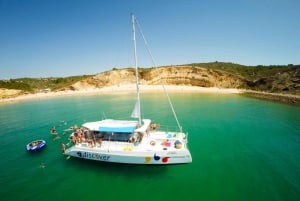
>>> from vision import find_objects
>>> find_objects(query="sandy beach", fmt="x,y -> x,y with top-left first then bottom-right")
0,84 -> 241,104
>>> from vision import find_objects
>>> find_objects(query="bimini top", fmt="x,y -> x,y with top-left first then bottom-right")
83,119 -> 138,133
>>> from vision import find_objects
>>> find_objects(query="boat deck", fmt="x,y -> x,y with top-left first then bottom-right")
67,130 -> 187,155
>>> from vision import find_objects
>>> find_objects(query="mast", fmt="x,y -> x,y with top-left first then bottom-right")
134,17 -> 183,132
132,14 -> 142,126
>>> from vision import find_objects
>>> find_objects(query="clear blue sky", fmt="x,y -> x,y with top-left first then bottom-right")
0,0 -> 299,79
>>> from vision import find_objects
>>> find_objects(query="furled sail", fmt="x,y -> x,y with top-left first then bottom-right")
131,100 -> 140,118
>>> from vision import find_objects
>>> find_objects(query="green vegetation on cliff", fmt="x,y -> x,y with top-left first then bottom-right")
187,62 -> 300,94
189,62 -> 298,79
0,75 -> 93,93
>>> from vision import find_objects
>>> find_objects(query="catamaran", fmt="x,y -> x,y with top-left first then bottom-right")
62,15 -> 192,164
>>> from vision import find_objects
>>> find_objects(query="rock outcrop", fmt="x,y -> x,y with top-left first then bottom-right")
244,67 -> 300,94
0,88 -> 23,99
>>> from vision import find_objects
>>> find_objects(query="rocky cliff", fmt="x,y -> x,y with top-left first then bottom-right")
67,66 -> 245,90
64,64 -> 299,96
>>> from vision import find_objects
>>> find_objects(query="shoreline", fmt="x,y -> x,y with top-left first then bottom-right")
240,90 -> 300,105
1,84 -> 299,106
0,84 -> 240,104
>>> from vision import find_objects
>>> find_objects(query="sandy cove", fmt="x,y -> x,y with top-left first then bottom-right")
0,84 -> 241,104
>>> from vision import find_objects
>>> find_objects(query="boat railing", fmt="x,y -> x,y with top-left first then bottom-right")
155,124 -> 183,133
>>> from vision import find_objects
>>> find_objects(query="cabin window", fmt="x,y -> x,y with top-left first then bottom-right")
101,132 -> 133,142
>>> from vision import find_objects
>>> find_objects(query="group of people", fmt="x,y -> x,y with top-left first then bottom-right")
30,140 -> 42,147
70,128 -> 103,148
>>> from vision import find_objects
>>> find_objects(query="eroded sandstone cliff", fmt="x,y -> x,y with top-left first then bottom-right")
67,66 -> 245,90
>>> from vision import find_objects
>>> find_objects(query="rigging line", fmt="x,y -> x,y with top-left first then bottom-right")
132,14 -> 142,126
135,17 -> 183,133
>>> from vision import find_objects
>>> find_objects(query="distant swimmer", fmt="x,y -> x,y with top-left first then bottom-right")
51,126 -> 57,134
39,162 -> 45,169
59,120 -> 67,126
61,143 -> 66,154
53,136 -> 61,141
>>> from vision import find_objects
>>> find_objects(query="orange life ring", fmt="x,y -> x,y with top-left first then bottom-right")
150,140 -> 156,146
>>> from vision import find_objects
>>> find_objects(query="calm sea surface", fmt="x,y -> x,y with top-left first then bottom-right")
0,93 -> 299,201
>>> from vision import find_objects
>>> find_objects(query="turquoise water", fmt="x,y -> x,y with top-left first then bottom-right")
0,93 -> 299,201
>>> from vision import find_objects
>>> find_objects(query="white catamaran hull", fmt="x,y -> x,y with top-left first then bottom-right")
64,119 -> 192,165
65,146 -> 192,164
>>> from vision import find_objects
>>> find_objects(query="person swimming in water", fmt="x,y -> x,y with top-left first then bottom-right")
39,162 -> 45,168
51,126 -> 57,134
